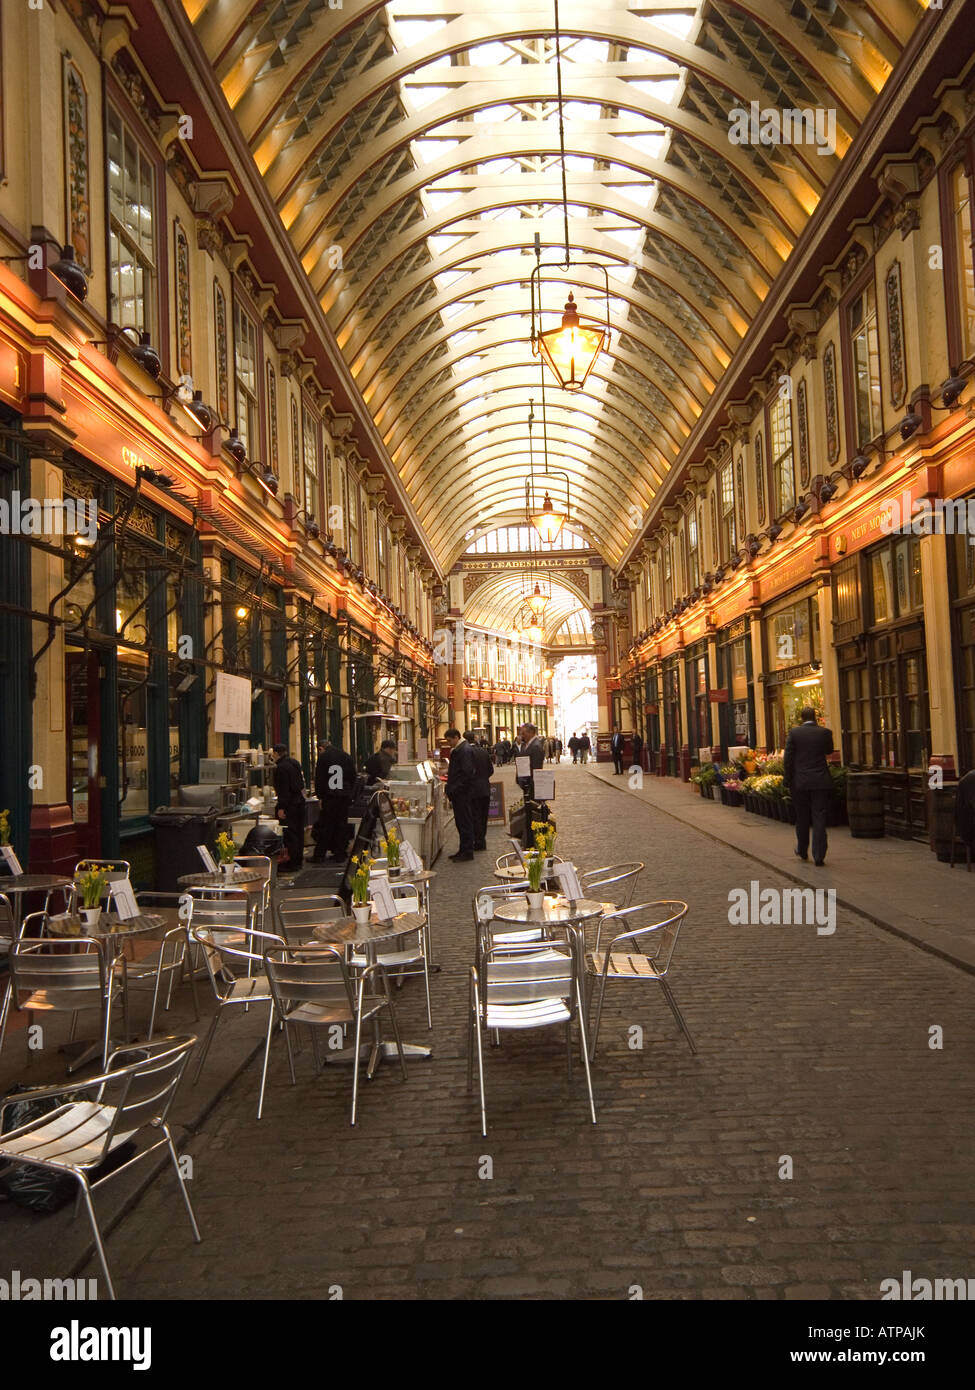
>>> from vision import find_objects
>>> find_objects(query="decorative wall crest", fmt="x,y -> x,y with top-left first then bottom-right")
885,261 -> 906,407
797,379 -> 811,489
823,342 -> 840,464
63,57 -> 92,272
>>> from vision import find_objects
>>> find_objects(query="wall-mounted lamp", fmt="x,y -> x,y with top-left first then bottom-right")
938,361 -> 974,410
899,407 -> 923,442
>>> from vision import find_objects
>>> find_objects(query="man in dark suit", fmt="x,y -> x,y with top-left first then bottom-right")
610,724 -> 625,775
517,723 -> 546,799
468,733 -> 494,851
444,727 -> 475,861
631,731 -> 644,772
364,739 -> 397,784
272,742 -> 306,872
312,739 -> 356,861
784,707 -> 835,866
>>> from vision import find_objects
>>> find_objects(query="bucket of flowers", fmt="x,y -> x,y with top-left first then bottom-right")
351,853 -> 374,925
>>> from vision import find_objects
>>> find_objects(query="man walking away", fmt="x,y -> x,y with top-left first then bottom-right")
469,733 -> 494,851
631,731 -> 643,773
272,742 -> 306,872
579,731 -> 591,764
444,728 -> 476,861
312,738 -> 356,862
568,734 -> 579,764
610,724 -> 625,775
784,707 -> 835,866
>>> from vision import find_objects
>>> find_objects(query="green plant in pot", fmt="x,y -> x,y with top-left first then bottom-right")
0,808 -> 10,846
351,852 -> 374,923
78,869 -> 107,929
525,848 -> 545,910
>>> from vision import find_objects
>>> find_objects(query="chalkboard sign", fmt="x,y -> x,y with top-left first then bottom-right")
486,781 -> 506,823
341,789 -> 403,903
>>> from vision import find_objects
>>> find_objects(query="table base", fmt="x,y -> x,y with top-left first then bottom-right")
325,1039 -> 432,1076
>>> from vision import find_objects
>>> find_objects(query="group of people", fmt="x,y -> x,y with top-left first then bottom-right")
493,734 -> 564,764
567,732 -> 592,763
609,725 -> 644,775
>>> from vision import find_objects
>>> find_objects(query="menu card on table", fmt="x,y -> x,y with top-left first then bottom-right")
369,873 -> 398,922
400,838 -> 423,873
109,879 -> 140,921
197,844 -> 218,872
553,861 -> 584,902
1,846 -> 23,876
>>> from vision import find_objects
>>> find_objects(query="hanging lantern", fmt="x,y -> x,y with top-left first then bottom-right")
527,581 -> 550,616
535,291 -> 606,392
530,492 -> 566,544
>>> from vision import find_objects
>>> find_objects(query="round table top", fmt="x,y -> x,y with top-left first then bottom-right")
311,909 -> 426,948
0,873 -> 73,894
177,869 -> 265,887
45,911 -> 165,940
492,895 -> 605,926
371,867 -> 436,885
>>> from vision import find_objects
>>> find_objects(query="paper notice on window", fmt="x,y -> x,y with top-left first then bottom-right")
197,844 -> 218,872
110,879 -> 140,921
1,846 -> 23,876
397,739 -> 409,765
514,756 -> 531,779
214,672 -> 253,734
532,770 -> 555,801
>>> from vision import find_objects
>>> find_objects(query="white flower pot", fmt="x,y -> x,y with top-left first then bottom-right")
526,892 -> 545,910
220,861 -> 236,876
80,906 -> 101,929
352,902 -> 372,926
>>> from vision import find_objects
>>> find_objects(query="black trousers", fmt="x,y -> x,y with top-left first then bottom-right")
313,796 -> 352,858
279,801 -> 305,868
472,795 -> 490,849
451,792 -> 475,854
793,788 -> 830,863
612,750 -> 624,774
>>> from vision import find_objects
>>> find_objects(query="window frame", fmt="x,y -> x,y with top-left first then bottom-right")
300,398 -> 322,525
840,266 -> 884,456
232,293 -> 262,458
939,146 -> 975,370
105,92 -> 164,354
766,388 -> 796,519
719,459 -> 736,560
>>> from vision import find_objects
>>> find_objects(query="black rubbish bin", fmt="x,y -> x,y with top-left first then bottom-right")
148,806 -> 220,892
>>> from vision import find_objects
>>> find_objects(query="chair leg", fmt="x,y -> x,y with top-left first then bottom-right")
588,974 -> 608,1062
283,1017 -> 297,1084
351,977 -> 366,1126
0,982 -> 10,1059
565,1020 -> 572,1081
379,968 -> 408,1080
68,1010 -> 79,1042
310,1026 -> 322,1072
466,977 -> 475,1092
257,1005 -> 276,1120
163,1124 -> 202,1242
659,979 -> 697,1055
576,980 -> 597,1125
193,1008 -> 222,1084
77,1174 -> 115,1301
422,949 -> 433,1031
473,978 -> 487,1137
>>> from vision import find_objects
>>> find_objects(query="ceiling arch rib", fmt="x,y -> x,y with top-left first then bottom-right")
184,0 -> 926,571
464,572 -> 593,642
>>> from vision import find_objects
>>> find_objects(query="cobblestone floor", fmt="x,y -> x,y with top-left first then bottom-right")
29,763 -> 975,1299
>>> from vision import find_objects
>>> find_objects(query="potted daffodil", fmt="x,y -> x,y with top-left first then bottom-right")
77,868 -> 108,929
215,832 -> 238,875
351,853 -> 374,925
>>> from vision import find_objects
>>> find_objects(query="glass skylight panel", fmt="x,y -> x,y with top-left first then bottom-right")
424,188 -> 462,212
645,10 -> 699,41
411,139 -> 459,166
401,85 -> 450,112
473,104 -> 517,124
566,38 -> 609,63
434,270 -> 466,291
388,15 -> 449,49
467,41 -> 514,66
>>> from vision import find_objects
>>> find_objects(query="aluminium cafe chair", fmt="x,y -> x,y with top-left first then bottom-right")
6,935 -> 126,1072
260,945 -> 407,1125
0,1035 -> 201,1300
0,902 -> 43,1058
585,900 -> 696,1061
126,891 -> 200,1041
189,924 -> 284,1084
348,880 -> 433,1030
276,892 -> 347,948
468,932 -> 596,1137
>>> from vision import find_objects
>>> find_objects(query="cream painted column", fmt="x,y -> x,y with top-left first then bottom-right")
707,633 -> 721,750
748,608 -> 768,751
283,591 -> 302,759
816,578 -> 841,734
29,457 -> 68,807
24,1 -> 63,238
920,532 -> 958,763
203,548 -> 224,757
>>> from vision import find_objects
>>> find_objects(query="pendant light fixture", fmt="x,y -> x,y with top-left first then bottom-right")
525,395 -> 570,545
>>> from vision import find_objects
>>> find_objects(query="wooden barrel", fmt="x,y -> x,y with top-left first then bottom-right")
928,786 -> 957,862
846,772 -> 885,838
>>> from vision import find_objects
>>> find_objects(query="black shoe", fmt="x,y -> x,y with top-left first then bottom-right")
814,859 -> 826,867
794,850 -> 808,861
449,851 -> 474,862
473,844 -> 487,851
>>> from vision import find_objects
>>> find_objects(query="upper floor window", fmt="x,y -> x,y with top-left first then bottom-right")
847,281 -> 882,449
234,302 -> 260,456
301,404 -> 320,521
768,392 -> 795,516
947,161 -> 975,363
106,104 -> 156,336
687,511 -> 700,590
347,470 -> 360,564
719,461 -> 736,559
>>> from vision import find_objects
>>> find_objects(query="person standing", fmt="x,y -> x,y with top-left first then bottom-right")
272,742 -> 306,872
568,734 -> 579,764
610,724 -> 625,775
469,734 -> 494,852
555,737 -> 563,762
579,731 -> 591,764
365,739 -> 397,783
444,727 -> 476,861
784,707 -> 835,866
631,731 -> 644,773
312,738 -> 356,862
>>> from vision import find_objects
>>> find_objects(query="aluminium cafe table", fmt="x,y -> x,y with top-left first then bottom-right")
312,909 -> 431,1074
0,873 -> 73,927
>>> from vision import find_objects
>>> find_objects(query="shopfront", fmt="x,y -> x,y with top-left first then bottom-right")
716,617 -> 754,753
951,517 -> 975,774
0,416 -> 32,862
661,654 -> 682,777
833,536 -> 930,838
683,639 -> 711,761
762,589 -> 822,751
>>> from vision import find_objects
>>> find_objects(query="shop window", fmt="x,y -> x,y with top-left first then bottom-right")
687,511 -> 700,589
233,301 -> 260,456
302,403 -> 320,522
847,281 -> 883,449
951,526 -> 975,773
106,103 -> 156,336
945,160 -> 975,363
769,598 -> 814,669
869,537 -> 923,625
719,461 -> 736,559
768,392 -> 795,518
841,666 -> 873,767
